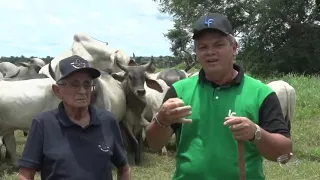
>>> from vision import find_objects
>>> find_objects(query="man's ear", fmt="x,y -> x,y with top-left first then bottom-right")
232,40 -> 239,56
52,84 -> 62,99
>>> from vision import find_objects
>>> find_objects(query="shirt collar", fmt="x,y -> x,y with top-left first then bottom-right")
57,102 -> 101,127
198,64 -> 244,88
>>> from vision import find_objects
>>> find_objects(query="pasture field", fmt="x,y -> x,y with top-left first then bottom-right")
1,73 -> 320,180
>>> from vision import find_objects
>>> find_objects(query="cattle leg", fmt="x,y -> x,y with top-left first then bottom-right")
1,136 -> 10,159
118,122 -> 135,165
174,128 -> 181,149
135,132 -> 143,165
118,121 -> 139,166
119,121 -> 138,145
161,146 -> 168,156
3,131 -> 18,167
0,136 -> 3,160
141,128 -> 146,141
140,110 -> 150,127
3,137 -> 11,159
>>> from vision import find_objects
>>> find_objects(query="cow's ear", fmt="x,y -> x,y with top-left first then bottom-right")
145,77 -> 163,93
128,59 -> 137,66
111,73 -> 125,82
18,62 -> 30,67
146,64 -> 156,73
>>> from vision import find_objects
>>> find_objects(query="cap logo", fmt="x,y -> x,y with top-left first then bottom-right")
71,59 -> 87,69
204,16 -> 214,27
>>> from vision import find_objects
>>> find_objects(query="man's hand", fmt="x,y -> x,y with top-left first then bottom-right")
224,116 -> 256,141
156,98 -> 192,126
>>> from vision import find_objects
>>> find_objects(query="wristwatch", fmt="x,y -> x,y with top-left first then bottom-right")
250,124 -> 261,141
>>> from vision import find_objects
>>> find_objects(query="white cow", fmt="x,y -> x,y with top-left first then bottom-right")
187,71 -> 199,77
72,33 -> 132,73
39,33 -> 132,78
267,80 -> 296,124
0,62 -> 20,77
143,78 -> 170,120
38,50 -> 73,78
0,58 -> 45,79
146,69 -> 188,87
141,78 -> 173,155
30,57 -> 46,67
0,70 -> 129,166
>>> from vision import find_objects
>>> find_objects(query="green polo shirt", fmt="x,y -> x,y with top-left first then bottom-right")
171,67 -> 274,180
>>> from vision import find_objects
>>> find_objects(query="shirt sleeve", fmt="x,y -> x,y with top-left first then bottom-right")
258,92 -> 291,137
18,119 -> 44,171
110,116 -> 128,168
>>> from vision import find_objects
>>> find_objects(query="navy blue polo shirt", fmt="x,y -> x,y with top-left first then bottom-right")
19,102 -> 127,180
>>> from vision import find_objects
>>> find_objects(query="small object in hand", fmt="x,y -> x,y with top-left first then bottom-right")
277,152 -> 299,167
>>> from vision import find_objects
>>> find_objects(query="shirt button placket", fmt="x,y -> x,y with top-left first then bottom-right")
215,87 -> 220,99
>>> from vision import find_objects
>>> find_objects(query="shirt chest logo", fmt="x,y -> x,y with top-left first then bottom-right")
98,141 -> 110,152
228,109 -> 236,117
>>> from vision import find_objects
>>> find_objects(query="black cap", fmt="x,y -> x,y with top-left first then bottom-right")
192,12 -> 233,39
57,55 -> 101,82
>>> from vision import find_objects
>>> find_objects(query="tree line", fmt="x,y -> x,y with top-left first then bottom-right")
152,0 -> 320,75
0,56 -> 54,64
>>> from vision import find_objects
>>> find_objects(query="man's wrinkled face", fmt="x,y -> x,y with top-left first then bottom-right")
53,71 -> 94,108
195,30 -> 237,74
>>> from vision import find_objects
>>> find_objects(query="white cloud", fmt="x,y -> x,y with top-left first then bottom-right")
45,14 -> 64,27
0,0 -> 26,11
0,0 -> 174,57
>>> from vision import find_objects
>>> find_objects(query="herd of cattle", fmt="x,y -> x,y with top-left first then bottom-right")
0,32 -> 297,167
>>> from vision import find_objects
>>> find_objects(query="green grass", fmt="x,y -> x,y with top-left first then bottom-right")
1,73 -> 320,179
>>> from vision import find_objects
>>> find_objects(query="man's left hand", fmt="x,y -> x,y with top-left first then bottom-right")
224,116 -> 256,141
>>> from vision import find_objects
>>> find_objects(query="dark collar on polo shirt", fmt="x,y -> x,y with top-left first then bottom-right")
57,102 -> 101,127
198,64 -> 244,88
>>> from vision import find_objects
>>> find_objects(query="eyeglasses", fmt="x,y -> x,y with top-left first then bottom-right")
57,81 -> 95,91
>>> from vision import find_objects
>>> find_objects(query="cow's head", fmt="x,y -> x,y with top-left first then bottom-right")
18,62 -> 42,74
28,58 -> 46,67
130,53 -> 156,74
111,57 -> 163,99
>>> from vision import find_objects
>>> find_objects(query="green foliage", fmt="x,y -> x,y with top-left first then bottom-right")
153,0 -> 320,75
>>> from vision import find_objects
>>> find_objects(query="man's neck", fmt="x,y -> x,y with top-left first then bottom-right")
205,68 -> 238,86
63,103 -> 90,122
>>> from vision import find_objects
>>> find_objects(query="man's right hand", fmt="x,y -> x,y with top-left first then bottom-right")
156,98 -> 192,126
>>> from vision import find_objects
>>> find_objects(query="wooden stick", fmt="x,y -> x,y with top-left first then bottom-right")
228,110 -> 246,180
238,140 -> 246,180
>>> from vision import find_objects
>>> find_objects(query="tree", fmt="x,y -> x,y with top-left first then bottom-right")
153,0 -> 320,75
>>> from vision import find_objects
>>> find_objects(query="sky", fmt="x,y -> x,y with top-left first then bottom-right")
0,0 -> 174,58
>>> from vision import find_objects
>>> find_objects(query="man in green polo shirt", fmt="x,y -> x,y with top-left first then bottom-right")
145,12 -> 293,180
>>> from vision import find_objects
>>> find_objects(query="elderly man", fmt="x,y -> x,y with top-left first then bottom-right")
146,13 -> 292,179
18,55 -> 131,180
